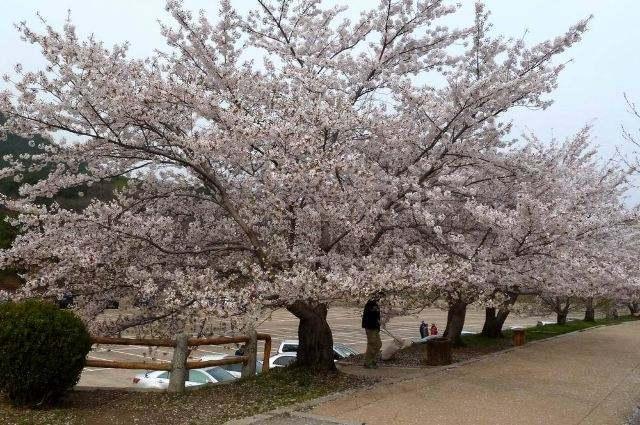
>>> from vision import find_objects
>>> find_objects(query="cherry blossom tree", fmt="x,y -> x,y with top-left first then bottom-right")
409,127 -> 635,340
478,130 -> 635,331
0,0 -> 590,368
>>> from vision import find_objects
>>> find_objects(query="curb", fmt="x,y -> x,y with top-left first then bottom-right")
225,410 -> 363,425
224,320 -> 637,424
290,411 -> 364,425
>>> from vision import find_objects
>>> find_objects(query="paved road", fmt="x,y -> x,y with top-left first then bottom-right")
308,321 -> 640,425
78,306 -> 573,388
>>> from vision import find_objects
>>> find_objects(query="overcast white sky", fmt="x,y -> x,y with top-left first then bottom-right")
1,0 -> 639,200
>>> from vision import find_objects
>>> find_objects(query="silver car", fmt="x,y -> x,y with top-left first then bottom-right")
277,340 -> 359,360
132,366 -> 236,389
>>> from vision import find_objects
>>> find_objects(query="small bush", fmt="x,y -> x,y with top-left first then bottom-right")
0,299 -> 92,406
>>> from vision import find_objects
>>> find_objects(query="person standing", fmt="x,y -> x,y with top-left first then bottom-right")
362,295 -> 382,368
419,321 -> 428,339
430,323 -> 438,336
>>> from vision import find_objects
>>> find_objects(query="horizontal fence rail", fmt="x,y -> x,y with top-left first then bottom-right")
85,359 -> 172,371
86,332 -> 272,392
84,356 -> 250,371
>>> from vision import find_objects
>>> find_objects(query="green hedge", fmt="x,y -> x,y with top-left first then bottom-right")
0,300 -> 92,406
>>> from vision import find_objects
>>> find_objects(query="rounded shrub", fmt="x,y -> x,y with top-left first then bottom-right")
0,299 -> 92,406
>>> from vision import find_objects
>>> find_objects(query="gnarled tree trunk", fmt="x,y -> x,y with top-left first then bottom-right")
481,307 -> 511,338
287,301 -> 336,371
549,297 -> 571,325
481,293 -> 518,338
481,307 -> 500,338
443,300 -> 467,346
583,297 -> 595,322
557,311 -> 568,325
628,302 -> 639,315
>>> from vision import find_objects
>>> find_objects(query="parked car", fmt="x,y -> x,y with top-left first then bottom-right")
132,366 -> 235,389
277,340 -> 359,360
269,353 -> 297,368
199,353 -> 264,378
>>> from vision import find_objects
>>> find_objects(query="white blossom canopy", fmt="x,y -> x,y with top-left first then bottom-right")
1,0 -> 615,335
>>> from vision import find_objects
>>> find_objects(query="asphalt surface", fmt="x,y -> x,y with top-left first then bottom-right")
309,320 -> 640,424
78,306 -> 568,388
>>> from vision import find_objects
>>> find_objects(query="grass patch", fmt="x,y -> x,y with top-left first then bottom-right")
462,314 -> 639,348
345,314 -> 639,368
0,367 -> 374,425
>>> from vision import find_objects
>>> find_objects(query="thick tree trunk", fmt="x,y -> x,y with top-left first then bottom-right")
287,301 -> 336,371
481,293 -> 517,338
552,297 -> 571,325
584,297 -> 595,322
628,302 -> 639,315
481,307 -> 511,338
481,307 -> 500,338
557,312 -> 568,325
444,301 -> 467,346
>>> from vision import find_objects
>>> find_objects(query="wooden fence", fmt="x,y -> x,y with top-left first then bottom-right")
86,331 -> 272,392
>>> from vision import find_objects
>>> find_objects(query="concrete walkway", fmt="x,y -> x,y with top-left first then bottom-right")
307,321 -> 640,425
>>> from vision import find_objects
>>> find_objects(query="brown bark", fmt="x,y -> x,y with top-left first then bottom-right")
287,301 -> 336,371
584,297 -> 595,322
443,300 -> 467,346
480,307 -> 511,338
557,312 -> 568,325
481,293 -> 518,338
240,330 -> 257,378
168,333 -> 188,394
481,307 -> 499,337
549,297 -> 570,325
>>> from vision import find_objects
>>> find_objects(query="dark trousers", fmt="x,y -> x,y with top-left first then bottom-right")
364,328 -> 382,366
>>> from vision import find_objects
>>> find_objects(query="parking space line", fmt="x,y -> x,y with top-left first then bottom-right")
105,348 -> 172,362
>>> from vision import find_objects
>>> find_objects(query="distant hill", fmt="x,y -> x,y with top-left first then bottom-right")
0,125 -> 51,199
0,115 -> 123,209
0,115 -> 125,290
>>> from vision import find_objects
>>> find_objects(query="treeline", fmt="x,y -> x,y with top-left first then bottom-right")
0,117 -> 124,289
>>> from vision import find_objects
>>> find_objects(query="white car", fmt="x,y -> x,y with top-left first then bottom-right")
277,340 -> 359,360
132,366 -> 235,389
199,353 -> 264,378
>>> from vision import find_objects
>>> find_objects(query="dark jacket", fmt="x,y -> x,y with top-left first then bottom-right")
419,322 -> 428,338
362,300 -> 381,330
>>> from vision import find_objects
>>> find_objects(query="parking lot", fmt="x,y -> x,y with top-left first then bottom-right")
78,306 -> 566,388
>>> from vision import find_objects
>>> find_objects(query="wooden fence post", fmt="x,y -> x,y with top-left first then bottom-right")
241,330 -> 257,378
168,333 -> 189,393
261,335 -> 271,374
